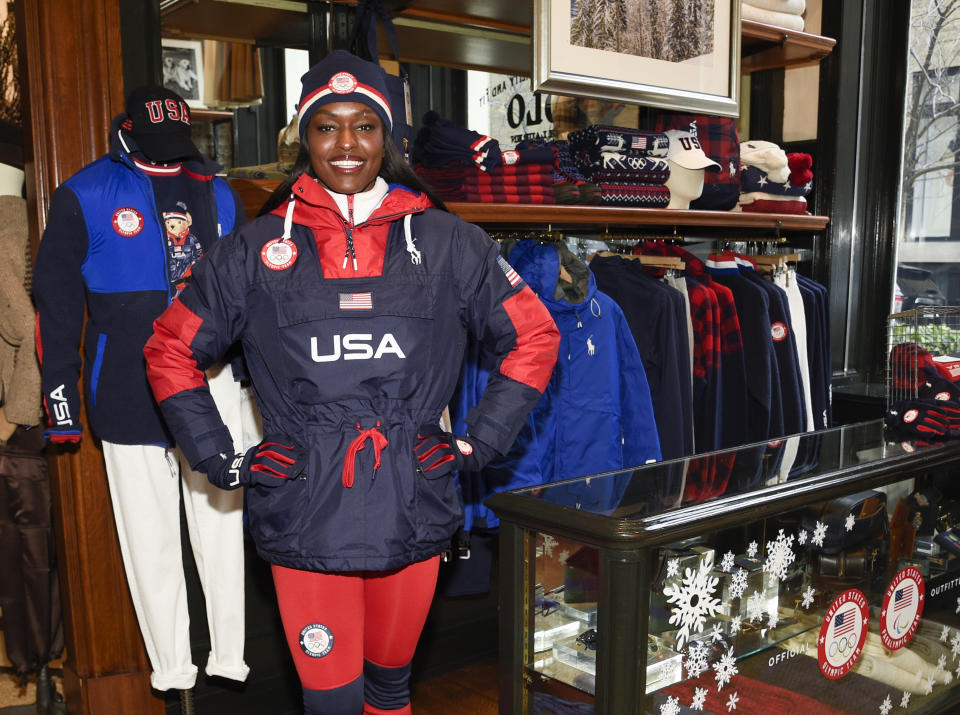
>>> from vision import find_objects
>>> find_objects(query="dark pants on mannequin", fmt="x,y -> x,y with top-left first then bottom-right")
0,427 -> 63,677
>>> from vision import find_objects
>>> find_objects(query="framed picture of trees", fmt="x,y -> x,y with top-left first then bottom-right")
533,0 -> 741,117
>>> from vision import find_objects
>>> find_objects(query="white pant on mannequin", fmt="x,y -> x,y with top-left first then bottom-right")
102,363 -> 261,691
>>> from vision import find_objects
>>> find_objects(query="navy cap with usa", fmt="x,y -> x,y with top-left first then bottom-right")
122,84 -> 200,163
296,50 -> 393,139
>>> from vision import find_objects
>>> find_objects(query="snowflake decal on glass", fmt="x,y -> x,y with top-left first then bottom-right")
942,625 -> 951,643
900,691 -> 911,708
878,694 -> 892,715
763,529 -> 796,581
542,534 -> 558,557
767,607 -> 779,630
938,654 -> 947,673
711,623 -> 725,643
720,551 -> 736,573
844,513 -> 856,532
924,674 -> 935,695
801,585 -> 816,609
797,529 -> 808,545
666,557 -> 680,579
946,669 -> 954,685
660,695 -> 680,715
690,687 -> 708,711
811,521 -> 828,548
714,647 -> 738,691
663,558 -> 722,650
726,691 -> 740,712
951,632 -> 960,661
685,642 -> 711,679
747,591 -> 765,622
746,541 -> 758,558
558,549 -> 570,565
730,568 -> 748,599
730,615 -> 742,634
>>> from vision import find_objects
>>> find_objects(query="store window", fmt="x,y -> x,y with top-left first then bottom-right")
896,2 -> 960,311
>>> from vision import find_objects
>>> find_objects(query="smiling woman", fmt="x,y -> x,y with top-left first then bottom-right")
143,48 -> 560,715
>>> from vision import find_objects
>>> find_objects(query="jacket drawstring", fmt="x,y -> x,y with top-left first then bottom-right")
282,194 -> 295,239
342,420 -> 388,487
403,214 -> 421,265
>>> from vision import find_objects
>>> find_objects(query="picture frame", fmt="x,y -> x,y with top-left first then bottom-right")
532,0 -> 741,118
161,38 -> 205,108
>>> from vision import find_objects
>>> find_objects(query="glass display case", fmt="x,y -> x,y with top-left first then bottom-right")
486,420 -> 960,714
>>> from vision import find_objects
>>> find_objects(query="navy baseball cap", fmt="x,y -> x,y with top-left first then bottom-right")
123,85 -> 200,163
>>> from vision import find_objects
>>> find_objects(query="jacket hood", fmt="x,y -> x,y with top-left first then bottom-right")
108,113 -> 223,177
508,239 -> 595,311
274,172 -> 429,226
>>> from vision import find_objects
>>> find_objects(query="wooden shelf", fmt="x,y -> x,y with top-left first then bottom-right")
228,178 -> 827,235
446,203 -> 829,233
192,108 -> 233,122
741,20 -> 837,73
163,3 -> 834,77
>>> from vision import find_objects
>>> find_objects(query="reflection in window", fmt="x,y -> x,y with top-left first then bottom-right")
897,4 -> 960,310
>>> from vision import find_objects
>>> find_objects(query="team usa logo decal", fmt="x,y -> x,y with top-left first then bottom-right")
261,238 -> 298,271
880,565 -> 925,650
903,409 -> 919,424
112,207 -> 144,236
817,589 -> 868,679
329,71 -> 358,94
299,623 -> 334,658
770,321 -> 788,342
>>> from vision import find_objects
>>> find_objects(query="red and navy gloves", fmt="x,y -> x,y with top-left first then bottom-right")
199,439 -> 306,490
414,425 -> 497,478
886,398 -> 960,439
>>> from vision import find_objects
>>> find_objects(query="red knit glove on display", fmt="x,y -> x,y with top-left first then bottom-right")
886,399 -> 960,439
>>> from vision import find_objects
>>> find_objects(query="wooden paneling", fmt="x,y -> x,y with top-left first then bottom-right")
16,0 -> 163,712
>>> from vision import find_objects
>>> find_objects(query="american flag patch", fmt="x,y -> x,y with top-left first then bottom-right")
893,586 -> 913,611
833,609 -> 856,637
497,255 -> 522,287
631,136 -> 647,150
339,291 -> 372,310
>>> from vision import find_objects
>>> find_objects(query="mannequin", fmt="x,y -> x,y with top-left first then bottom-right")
0,127 -> 66,714
32,87 -> 259,712
665,127 -> 721,210
666,162 -> 707,210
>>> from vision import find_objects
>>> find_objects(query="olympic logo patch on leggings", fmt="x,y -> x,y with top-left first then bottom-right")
299,623 -> 334,658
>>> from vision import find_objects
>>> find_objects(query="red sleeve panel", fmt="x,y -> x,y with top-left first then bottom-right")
499,286 -> 560,393
144,298 -> 206,402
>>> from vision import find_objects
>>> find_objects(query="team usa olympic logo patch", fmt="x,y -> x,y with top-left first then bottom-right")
261,238 -> 298,271
299,623 -> 334,658
329,71 -> 359,94
502,150 -> 520,165
817,589 -> 868,679
880,566 -> 925,650
770,321 -> 788,342
936,391 -> 951,401
903,409 -> 919,424
112,207 -> 144,236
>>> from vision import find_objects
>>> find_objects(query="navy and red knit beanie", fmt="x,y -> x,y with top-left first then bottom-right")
297,50 -> 393,139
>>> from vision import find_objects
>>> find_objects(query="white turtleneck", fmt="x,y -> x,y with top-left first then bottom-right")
322,176 -> 389,226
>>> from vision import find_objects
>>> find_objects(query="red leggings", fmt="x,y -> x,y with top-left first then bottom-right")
272,556 -> 440,694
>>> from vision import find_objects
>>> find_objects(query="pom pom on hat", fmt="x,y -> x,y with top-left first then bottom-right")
297,50 -> 393,139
